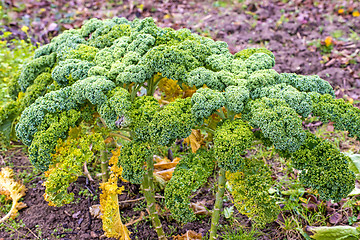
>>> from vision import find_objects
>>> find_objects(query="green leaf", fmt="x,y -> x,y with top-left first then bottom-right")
344,152 -> 360,179
306,226 -> 360,240
223,206 -> 234,219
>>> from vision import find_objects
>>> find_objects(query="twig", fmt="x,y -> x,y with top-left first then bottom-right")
109,132 -> 131,141
25,226 -> 41,239
125,211 -> 146,226
2,222 -> 40,239
118,195 -> 164,204
55,232 -> 78,236
83,162 -> 94,182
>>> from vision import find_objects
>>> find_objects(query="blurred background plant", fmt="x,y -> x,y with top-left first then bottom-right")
0,28 -> 36,106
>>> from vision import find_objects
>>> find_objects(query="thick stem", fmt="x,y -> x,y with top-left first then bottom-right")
130,83 -> 141,101
100,150 -> 109,183
227,110 -> 236,120
147,76 -> 154,96
109,132 -> 132,141
209,168 -> 226,240
142,154 -> 166,240
215,111 -> 226,120
0,199 -> 17,223
147,74 -> 163,96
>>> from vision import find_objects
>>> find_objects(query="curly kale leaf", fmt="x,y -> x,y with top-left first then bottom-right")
128,96 -> 160,142
191,87 -> 225,123
18,53 -> 56,92
28,109 -> 82,171
291,133 -> 355,202
97,87 -> 131,129
118,141 -> 151,184
52,59 -> 95,86
165,149 -> 215,222
258,83 -> 313,118
245,97 -> 306,152
214,119 -> 254,172
16,76 -> 115,146
311,93 -> 360,139
279,73 -> 335,97
224,85 -> 250,114
150,98 -> 197,146
227,158 -> 279,227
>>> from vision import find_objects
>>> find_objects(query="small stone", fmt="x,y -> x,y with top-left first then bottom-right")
80,233 -> 91,239
90,231 -> 98,238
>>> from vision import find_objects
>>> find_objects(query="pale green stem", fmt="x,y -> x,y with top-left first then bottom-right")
142,153 -> 166,240
215,111 -> 226,120
201,126 -> 216,135
109,132 -> 132,141
227,110 -> 236,120
130,83 -> 142,101
209,168 -> 226,240
100,150 -> 109,183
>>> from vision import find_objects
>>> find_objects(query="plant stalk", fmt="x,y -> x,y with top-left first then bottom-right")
142,154 -> 166,240
100,150 -> 109,183
209,168 -> 226,240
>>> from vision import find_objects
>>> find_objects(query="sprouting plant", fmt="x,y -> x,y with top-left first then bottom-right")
1,17 -> 359,240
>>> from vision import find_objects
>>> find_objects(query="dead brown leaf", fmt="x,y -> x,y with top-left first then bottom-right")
184,129 -> 204,153
173,230 -> 202,240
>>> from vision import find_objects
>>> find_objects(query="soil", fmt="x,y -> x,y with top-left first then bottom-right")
1,0 -> 360,239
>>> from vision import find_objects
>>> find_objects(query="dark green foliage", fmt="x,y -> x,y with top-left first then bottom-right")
258,83 -> 313,118
116,64 -> 152,85
21,72 -> 53,107
52,59 -> 95,86
149,98 -> 196,146
9,17 -> 358,229
98,87 -> 131,129
145,45 -> 200,82
206,54 -> 233,72
16,76 -> 115,146
291,133 -> 355,201
88,24 -> 131,49
164,149 -> 215,222
242,53 -> 275,73
191,87 -> 226,122
128,96 -> 159,142
127,34 -> 156,55
18,53 -> 56,91
0,73 -> 53,143
186,67 -> 224,91
245,98 -> 306,152
311,93 -> 360,138
118,141 -> 151,184
28,109 -> 82,171
224,85 -> 249,114
246,69 -> 280,99
279,73 -> 335,97
214,119 -> 254,172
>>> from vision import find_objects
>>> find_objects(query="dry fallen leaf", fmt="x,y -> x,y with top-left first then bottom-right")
0,167 -> 27,223
184,129 -> 204,153
190,200 -> 211,216
89,204 -> 102,219
154,157 -> 181,182
173,230 -> 202,240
